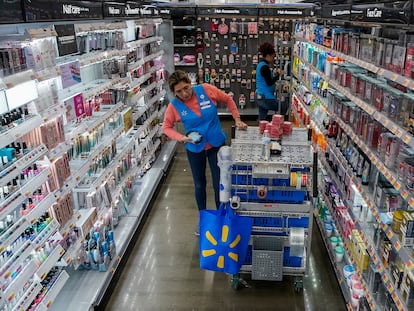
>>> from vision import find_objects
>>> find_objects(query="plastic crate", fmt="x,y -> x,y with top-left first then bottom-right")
252,236 -> 284,281
283,247 -> 303,267
285,216 -> 309,228
231,189 -> 306,203
253,217 -> 284,227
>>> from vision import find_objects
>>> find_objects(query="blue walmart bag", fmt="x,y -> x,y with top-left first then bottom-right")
199,202 -> 253,274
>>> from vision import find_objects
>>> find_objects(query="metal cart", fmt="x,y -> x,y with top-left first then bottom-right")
228,127 -> 316,291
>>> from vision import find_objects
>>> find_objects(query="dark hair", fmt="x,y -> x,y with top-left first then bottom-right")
258,42 -> 276,58
168,70 -> 191,92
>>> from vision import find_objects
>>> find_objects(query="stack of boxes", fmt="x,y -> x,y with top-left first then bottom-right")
350,229 -> 369,273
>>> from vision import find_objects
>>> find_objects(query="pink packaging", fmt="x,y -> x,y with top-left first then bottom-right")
405,44 -> 414,79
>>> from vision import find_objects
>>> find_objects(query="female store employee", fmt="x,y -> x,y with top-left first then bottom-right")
256,41 -> 285,120
162,70 -> 247,234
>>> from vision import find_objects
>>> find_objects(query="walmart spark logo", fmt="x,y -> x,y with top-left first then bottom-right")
201,225 -> 241,268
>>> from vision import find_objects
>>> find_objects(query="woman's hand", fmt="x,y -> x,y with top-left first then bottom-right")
179,135 -> 193,143
235,119 -> 248,130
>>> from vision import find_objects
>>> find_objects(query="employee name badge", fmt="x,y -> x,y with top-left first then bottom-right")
199,94 -> 211,109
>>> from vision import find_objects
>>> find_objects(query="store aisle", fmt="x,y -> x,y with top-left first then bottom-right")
104,123 -> 347,311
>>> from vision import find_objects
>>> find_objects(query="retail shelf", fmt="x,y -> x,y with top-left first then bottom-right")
20,168 -> 51,198
0,240 -> 33,283
129,80 -> 164,104
128,50 -> 164,73
293,65 -> 414,210
39,103 -> 66,123
0,144 -> 48,188
173,43 -> 196,48
126,36 -> 163,50
58,78 -> 128,103
3,260 -> 38,303
290,94 -> 306,128
128,65 -> 164,90
0,115 -> 43,150
320,189 -> 378,310
172,26 -> 195,30
11,281 -> 42,311
174,62 -> 196,66
0,217 -> 29,252
26,193 -> 57,225
292,89 -> 326,131
313,210 -> 354,310
32,219 -> 60,246
36,245 -> 65,282
70,125 -> 124,187
48,141 -> 71,162
49,141 -> 174,311
322,149 -> 410,311
2,67 -> 59,88
152,140 -> 177,172
296,53 -> 414,151
85,135 -> 136,192
325,140 -> 414,276
37,270 -> 70,311
65,101 -> 124,139
57,49 -> 128,68
295,36 -> 414,91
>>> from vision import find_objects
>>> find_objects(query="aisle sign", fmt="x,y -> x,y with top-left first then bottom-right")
0,0 -> 24,23
103,2 -> 126,18
24,0 -> 103,21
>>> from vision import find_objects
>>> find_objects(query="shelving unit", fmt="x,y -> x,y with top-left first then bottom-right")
293,14 -> 414,309
0,6 -> 175,310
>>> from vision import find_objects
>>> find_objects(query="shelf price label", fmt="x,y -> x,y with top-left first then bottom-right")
393,240 -> 401,251
386,230 -> 393,239
407,260 -> 414,271
409,197 -> 414,207
394,182 -> 402,191
377,263 -> 383,272
373,255 -> 379,264
383,273 -> 390,284
395,129 -> 403,138
401,190 -> 409,200
385,171 -> 391,179
368,246 -> 374,256
381,223 -> 387,231
401,134 -> 412,145
389,176 -> 396,185
46,300 -> 53,308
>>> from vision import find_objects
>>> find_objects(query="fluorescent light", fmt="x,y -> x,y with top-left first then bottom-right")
5,80 -> 38,110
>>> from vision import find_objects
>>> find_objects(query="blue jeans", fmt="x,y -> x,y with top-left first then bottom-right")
257,98 -> 288,121
186,146 -> 221,211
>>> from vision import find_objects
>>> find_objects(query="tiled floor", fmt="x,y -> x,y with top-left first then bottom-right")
104,121 -> 347,311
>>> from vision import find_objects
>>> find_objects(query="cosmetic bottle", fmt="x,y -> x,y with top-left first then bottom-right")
20,202 -> 28,216
28,197 -> 35,209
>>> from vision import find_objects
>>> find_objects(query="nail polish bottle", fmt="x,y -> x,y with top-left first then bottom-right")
3,183 -> 10,197
22,142 -> 28,154
33,163 -> 39,175
6,214 -> 13,228
20,202 -> 28,216
12,179 -> 18,192
27,166 -> 33,179
28,197 -> 35,209
36,189 -> 44,202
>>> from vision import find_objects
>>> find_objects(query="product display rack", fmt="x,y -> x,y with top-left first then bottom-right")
0,6 -> 176,310
293,11 -> 414,309
161,4 -> 315,116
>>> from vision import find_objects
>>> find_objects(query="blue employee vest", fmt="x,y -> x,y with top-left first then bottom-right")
171,85 -> 226,153
256,60 -> 276,99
